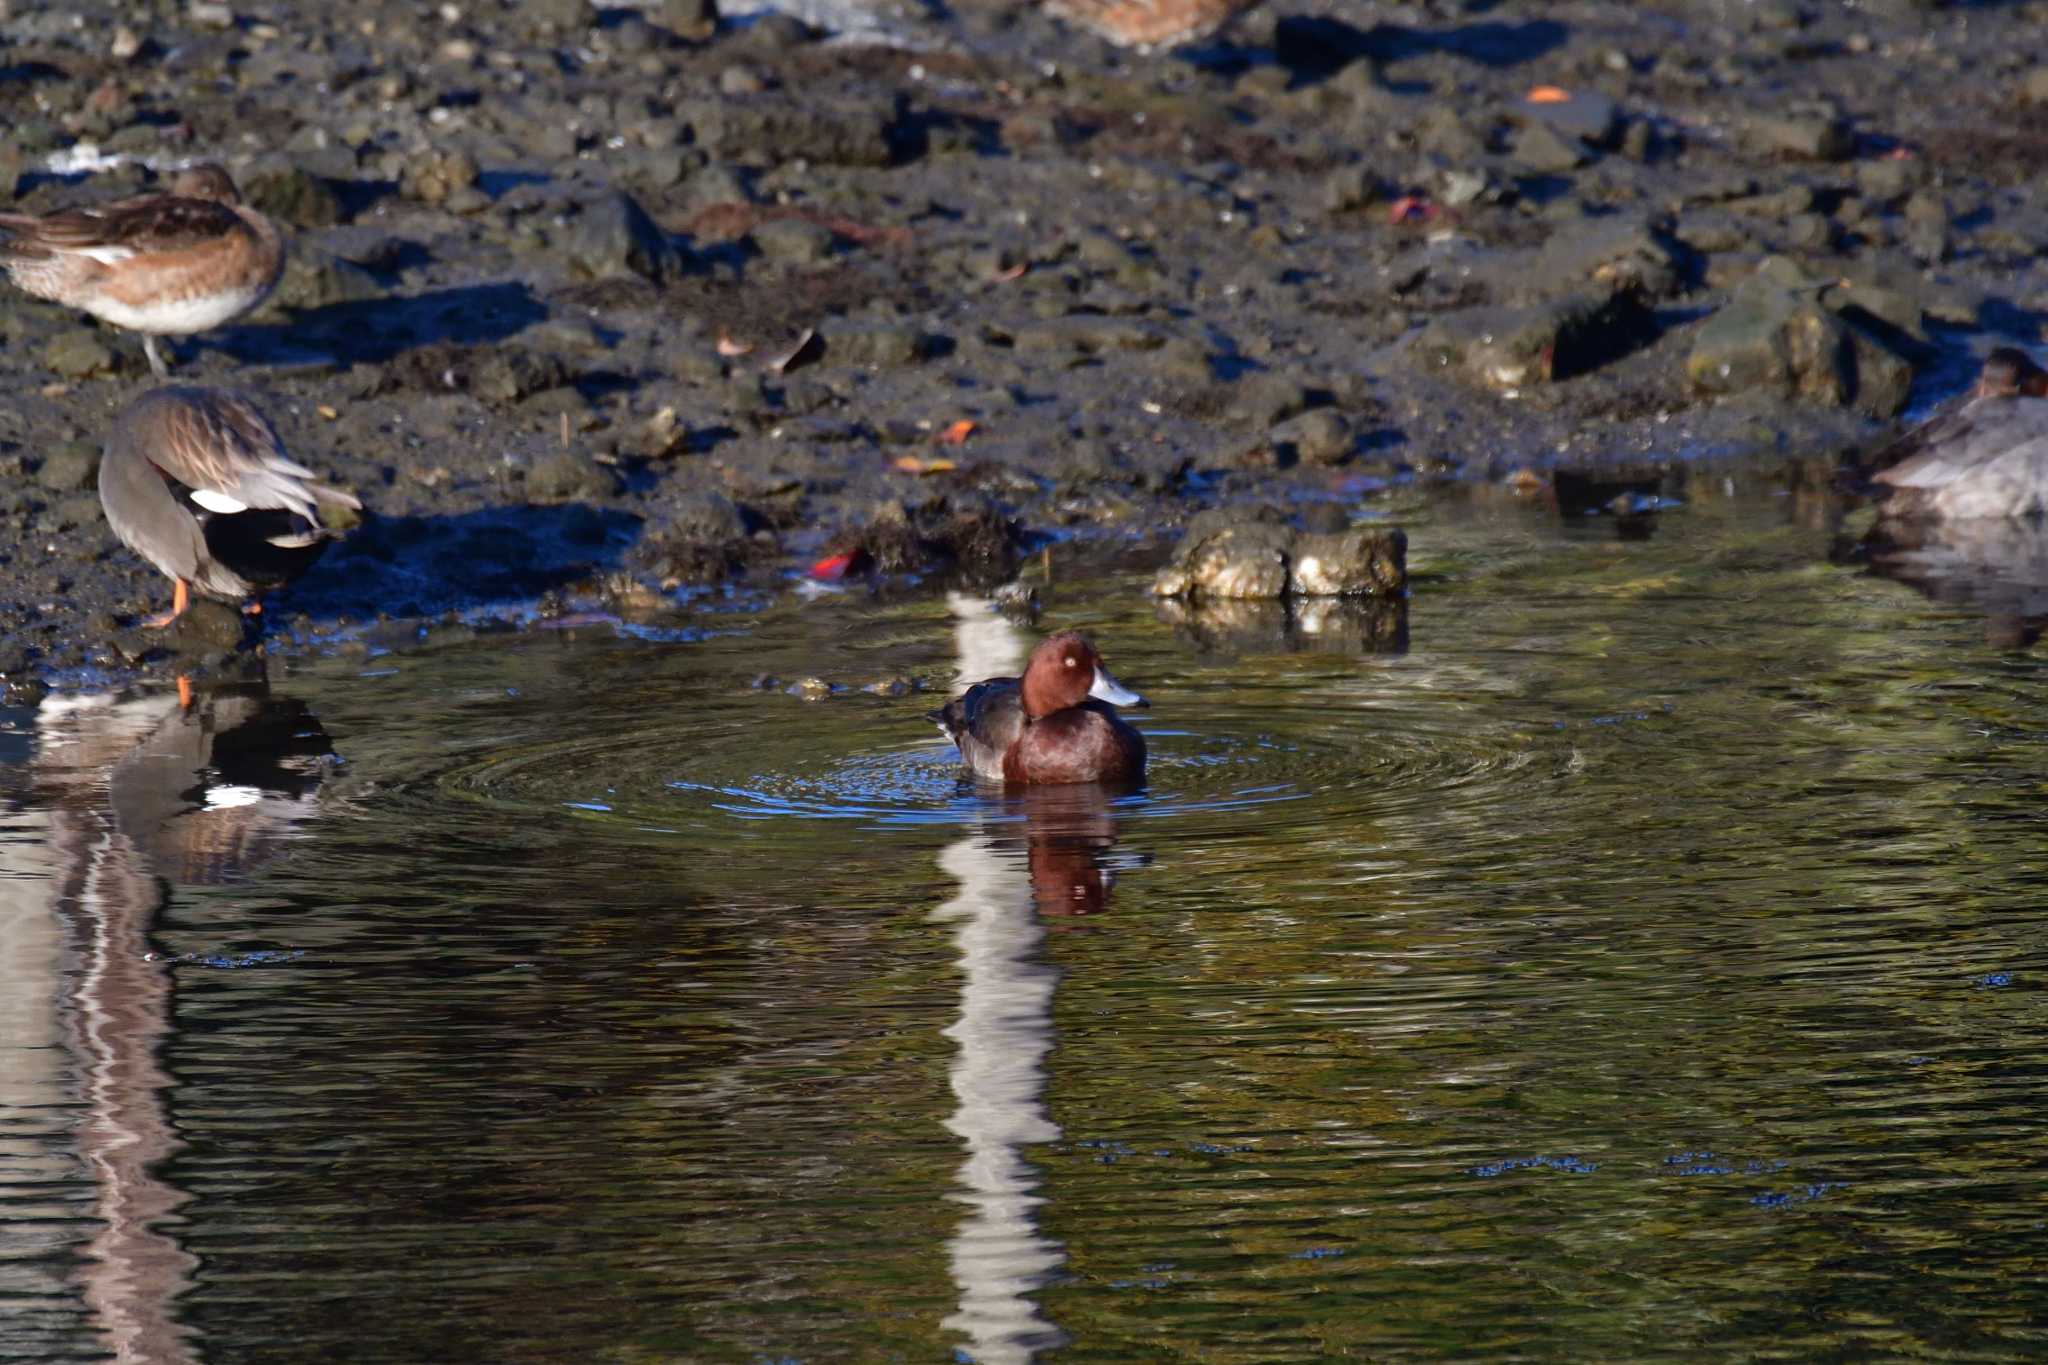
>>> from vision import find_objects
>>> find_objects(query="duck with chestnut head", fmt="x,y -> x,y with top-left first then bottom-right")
929,631 -> 1148,785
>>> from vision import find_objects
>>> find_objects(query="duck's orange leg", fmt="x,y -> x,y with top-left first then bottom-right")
140,578 -> 190,629
176,674 -> 193,710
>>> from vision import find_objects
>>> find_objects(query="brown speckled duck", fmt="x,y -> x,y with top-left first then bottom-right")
0,164 -> 284,376
930,631 -> 1148,785
1872,348 -> 2048,522
100,386 -> 360,627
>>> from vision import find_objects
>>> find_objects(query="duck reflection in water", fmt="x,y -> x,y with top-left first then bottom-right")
930,594 -> 1151,1364
4,678 -> 335,1363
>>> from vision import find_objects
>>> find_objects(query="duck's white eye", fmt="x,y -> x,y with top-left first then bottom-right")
1065,655 -> 1077,667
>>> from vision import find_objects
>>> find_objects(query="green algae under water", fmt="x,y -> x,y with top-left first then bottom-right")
4,476 -> 2048,1362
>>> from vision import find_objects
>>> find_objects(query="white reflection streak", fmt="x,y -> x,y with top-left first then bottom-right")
933,593 -> 1067,1363
37,694 -> 205,1365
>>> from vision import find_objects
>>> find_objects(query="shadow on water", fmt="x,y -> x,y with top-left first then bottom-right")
279,503 -> 643,621
211,282 -> 549,369
1,680 -> 339,1360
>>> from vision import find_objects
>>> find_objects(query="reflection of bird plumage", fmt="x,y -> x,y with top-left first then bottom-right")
100,386 -> 360,625
40,686 -> 333,887
0,164 -> 284,376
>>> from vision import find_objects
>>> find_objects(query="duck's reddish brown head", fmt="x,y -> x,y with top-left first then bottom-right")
1974,347 -> 2048,400
1019,631 -> 1147,720
166,164 -> 241,204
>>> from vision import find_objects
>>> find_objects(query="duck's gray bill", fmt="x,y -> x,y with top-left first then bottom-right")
1088,667 -> 1148,709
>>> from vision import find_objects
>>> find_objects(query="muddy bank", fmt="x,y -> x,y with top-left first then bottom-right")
1,0 -> 2044,690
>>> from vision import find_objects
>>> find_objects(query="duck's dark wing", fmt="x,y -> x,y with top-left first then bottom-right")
928,676 -> 1024,780
0,193 -> 246,260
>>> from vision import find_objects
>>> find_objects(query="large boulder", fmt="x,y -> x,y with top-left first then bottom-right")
1152,509 -> 1406,599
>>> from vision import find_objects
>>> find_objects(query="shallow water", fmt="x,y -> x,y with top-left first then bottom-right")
6,475 -> 2048,1362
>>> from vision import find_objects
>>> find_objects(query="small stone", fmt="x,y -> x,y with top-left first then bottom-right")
564,190 -> 685,284
187,1 -> 234,29
243,165 -> 342,228
661,0 -> 718,41
525,451 -> 616,504
1269,409 -> 1354,465
2023,69 -> 2048,106
400,147 -> 479,206
1741,114 -> 1854,162
44,329 -> 116,378
748,217 -> 835,267
788,676 -> 833,700
110,26 -> 142,60
1227,373 -> 1310,429
171,599 -> 245,650
818,321 -> 935,368
862,675 -> 915,697
36,440 -> 100,490
1321,162 -> 1380,216
1512,120 -> 1589,173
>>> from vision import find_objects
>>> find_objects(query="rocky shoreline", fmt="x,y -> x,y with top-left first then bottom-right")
1,0 -> 2043,693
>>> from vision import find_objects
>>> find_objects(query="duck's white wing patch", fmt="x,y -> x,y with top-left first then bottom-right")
190,489 -> 249,515
75,245 -> 136,264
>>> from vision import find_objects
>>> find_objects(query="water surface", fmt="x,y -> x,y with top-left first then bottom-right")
5,476 -> 2048,1361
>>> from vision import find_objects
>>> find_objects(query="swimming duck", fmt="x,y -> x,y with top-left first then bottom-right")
100,386 -> 360,626
1872,348 -> 2048,522
930,630 -> 1149,784
0,164 -> 284,376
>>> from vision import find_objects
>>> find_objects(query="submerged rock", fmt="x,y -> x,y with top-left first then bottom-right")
1152,509 -> 1406,599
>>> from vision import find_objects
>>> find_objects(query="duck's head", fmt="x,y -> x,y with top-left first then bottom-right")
1974,347 -> 2048,400
1020,630 -> 1148,719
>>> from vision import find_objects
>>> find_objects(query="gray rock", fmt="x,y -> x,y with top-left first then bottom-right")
565,191 -> 685,284
679,98 -> 891,168
525,451 -> 616,504
1741,114 -> 1854,161
243,165 -> 342,227
1289,530 -> 1408,596
1321,162 -> 1380,215
400,148 -> 480,206
1415,290 -> 1654,390
1533,217 -> 1688,300
1269,408 -> 1355,466
818,321 -> 934,368
1153,510 -> 1406,599
44,329 -> 115,378
662,0 -> 719,41
1512,120 -> 1588,173
36,440 -> 99,490
1686,262 -> 1915,417
264,250 -> 382,313
748,217 -> 835,267
1227,374 -> 1310,429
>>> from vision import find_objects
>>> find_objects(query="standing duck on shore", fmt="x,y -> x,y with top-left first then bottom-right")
0,164 -> 284,377
100,387 -> 360,627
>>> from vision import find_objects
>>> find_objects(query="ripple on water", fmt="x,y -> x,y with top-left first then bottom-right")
427,692 -> 1554,849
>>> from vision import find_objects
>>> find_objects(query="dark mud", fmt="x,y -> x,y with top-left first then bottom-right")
2,0 -> 2044,689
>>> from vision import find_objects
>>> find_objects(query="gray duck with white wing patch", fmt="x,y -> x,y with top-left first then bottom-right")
99,386 -> 361,626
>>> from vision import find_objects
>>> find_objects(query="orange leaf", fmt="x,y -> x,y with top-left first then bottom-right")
936,419 -> 978,445
716,334 -> 754,357
893,456 -> 958,475
1527,85 -> 1570,104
